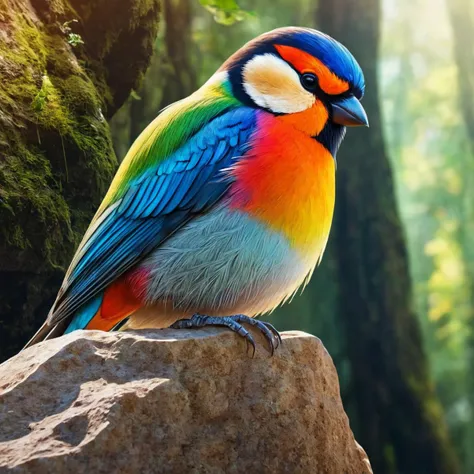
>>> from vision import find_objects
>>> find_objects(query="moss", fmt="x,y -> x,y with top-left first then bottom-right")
58,75 -> 101,113
0,6 -> 115,266
0,137 -> 73,263
32,74 -> 72,134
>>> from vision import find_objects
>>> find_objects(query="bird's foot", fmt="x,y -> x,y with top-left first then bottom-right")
170,314 -> 282,357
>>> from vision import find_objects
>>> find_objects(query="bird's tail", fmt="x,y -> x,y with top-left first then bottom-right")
23,317 -> 71,349
23,277 -> 142,349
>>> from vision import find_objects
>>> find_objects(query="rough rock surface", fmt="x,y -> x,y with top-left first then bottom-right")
0,329 -> 372,473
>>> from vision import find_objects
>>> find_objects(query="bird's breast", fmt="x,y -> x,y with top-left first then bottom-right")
139,204 -> 317,317
228,111 -> 336,261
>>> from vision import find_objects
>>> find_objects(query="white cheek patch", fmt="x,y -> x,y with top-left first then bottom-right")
242,54 -> 315,114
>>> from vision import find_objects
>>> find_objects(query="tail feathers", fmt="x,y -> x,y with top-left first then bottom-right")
64,293 -> 104,334
23,319 -> 68,350
23,293 -> 104,350
23,275 -> 143,350
85,277 -> 142,331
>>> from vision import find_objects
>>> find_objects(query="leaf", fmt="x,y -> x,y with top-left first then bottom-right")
199,0 -> 254,25
32,75 -> 53,113
67,33 -> 85,47
130,90 -> 142,101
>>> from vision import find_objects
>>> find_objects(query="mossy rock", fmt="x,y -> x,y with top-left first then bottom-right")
0,0 -> 160,361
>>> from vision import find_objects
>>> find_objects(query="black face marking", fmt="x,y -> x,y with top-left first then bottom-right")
315,121 -> 347,159
221,43 -> 280,108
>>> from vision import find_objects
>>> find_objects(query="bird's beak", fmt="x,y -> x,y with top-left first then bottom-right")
331,96 -> 369,127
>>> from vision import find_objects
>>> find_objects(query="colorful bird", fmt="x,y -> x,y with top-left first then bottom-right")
25,27 -> 367,353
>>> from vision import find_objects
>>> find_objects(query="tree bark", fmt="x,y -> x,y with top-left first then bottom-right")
0,0 -> 160,362
317,1 -> 460,473
158,0 -> 197,110
129,0 -> 196,144
110,0 -> 195,153
446,1 -> 474,471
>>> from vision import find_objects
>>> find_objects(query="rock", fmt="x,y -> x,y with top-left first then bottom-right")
0,329 -> 372,473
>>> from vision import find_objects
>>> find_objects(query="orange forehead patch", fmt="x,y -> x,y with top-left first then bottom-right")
275,44 -> 349,96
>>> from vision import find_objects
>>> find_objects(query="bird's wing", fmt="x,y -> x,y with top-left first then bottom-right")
47,104 -> 257,326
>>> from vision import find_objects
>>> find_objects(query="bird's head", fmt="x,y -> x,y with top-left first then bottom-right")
216,27 -> 368,156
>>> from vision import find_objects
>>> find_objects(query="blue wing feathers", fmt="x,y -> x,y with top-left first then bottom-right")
154,173 -> 187,216
49,107 -> 257,324
131,177 -> 156,216
173,159 -> 189,173
229,135 -> 239,147
180,162 -> 224,208
117,186 -> 138,216
148,176 -> 174,215
56,218 -> 158,317
128,178 -> 155,217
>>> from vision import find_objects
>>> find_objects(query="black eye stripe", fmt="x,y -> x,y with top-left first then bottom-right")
300,72 -> 355,100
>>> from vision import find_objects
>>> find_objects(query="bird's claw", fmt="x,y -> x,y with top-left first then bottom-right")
170,313 -> 281,356
262,321 -> 282,350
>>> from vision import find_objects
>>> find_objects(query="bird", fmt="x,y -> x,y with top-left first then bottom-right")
25,26 -> 368,354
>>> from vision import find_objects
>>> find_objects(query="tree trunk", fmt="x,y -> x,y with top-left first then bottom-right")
132,0 -> 196,142
0,0 -> 160,362
317,1 -> 460,473
110,0 -> 195,154
158,0 -> 197,110
446,1 -> 474,471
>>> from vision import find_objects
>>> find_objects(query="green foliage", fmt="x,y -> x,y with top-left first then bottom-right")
61,19 -> 85,47
198,0 -> 253,25
67,33 -> 84,47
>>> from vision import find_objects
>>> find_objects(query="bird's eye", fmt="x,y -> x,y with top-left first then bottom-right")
300,73 -> 318,92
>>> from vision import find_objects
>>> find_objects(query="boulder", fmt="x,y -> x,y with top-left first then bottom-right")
0,328 -> 372,473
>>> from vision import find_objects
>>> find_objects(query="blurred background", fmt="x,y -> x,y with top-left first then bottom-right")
1,0 -> 473,472
110,0 -> 474,472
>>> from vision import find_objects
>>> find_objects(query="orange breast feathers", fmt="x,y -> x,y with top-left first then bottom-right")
228,112 -> 336,258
